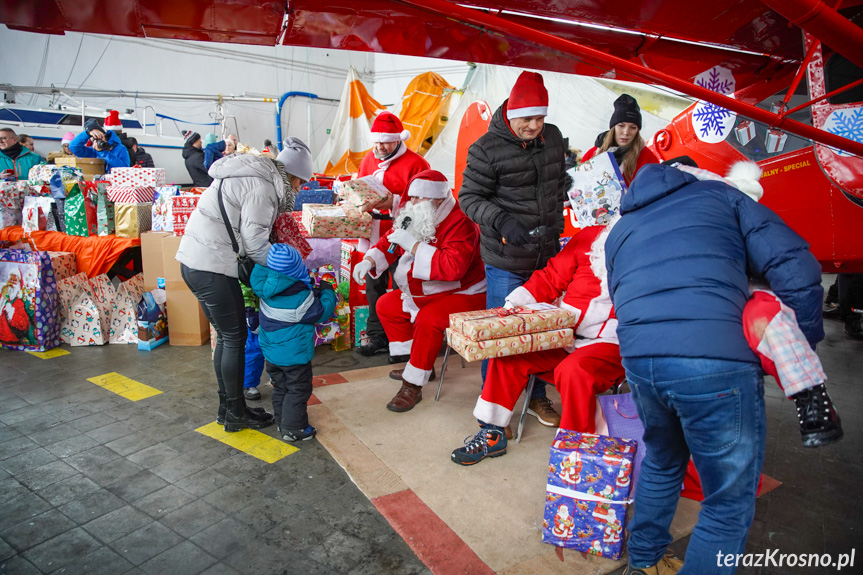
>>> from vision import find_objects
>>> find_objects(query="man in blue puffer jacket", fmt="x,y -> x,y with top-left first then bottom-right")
251,244 -> 337,442
605,159 -> 824,575
69,118 -> 130,172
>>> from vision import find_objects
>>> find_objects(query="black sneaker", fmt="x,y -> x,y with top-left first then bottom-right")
451,428 -> 507,466
355,335 -> 389,357
793,383 -> 843,447
282,425 -> 317,442
243,387 -> 261,400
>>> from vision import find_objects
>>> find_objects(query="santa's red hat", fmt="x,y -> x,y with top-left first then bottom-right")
507,71 -> 549,120
370,112 -> 411,143
104,110 -> 122,130
407,170 -> 451,199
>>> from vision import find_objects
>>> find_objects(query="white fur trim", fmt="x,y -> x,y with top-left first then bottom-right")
366,248 -> 390,280
473,397 -> 515,427
726,161 -> 764,202
434,195 -> 455,225
456,278 -> 487,295
422,280 -> 460,295
589,216 -> 620,307
408,179 -> 450,199
371,132 -> 403,143
505,286 -> 536,307
402,362 -> 433,386
401,129 -> 411,141
389,339 -> 413,355
506,106 -> 548,120
413,242 -> 436,280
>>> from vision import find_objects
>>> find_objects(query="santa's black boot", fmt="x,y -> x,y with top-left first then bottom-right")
792,383 -> 843,448
224,396 -> 275,432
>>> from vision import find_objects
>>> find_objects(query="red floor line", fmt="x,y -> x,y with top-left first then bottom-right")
372,489 -> 495,575
312,373 -> 349,387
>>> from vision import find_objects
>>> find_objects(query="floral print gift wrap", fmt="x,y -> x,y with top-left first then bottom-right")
301,204 -> 372,239
449,303 -> 576,341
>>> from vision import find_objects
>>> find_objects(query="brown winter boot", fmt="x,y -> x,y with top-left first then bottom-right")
389,367 -> 436,382
386,381 -> 423,412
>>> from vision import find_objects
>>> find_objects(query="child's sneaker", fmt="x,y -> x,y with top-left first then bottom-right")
793,383 -> 843,447
282,425 -> 317,442
451,428 -> 507,466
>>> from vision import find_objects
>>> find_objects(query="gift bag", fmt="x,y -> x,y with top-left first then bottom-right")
272,212 -> 313,258
0,182 -> 24,228
22,197 -> 48,233
568,152 -> 626,228
67,274 -> 115,346
542,430 -> 636,559
137,289 -> 168,350
115,202 -> 152,238
0,249 -> 60,352
152,186 -> 180,232
92,184 -> 115,236
57,272 -> 89,344
64,183 -> 97,237
598,393 -> 645,490
110,273 -> 144,344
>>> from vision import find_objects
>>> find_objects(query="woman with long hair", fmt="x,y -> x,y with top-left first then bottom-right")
581,94 -> 658,185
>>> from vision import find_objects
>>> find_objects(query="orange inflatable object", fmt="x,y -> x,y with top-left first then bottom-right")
0,227 -> 141,278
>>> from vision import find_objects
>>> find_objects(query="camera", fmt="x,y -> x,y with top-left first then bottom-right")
93,139 -> 113,152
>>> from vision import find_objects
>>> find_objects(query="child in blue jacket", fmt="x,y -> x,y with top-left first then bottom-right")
251,244 -> 337,441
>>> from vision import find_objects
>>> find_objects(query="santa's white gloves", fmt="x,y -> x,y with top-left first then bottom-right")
352,259 -> 373,285
504,286 -> 534,309
388,228 -> 419,253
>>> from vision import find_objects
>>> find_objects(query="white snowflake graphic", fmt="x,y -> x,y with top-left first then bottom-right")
692,66 -> 738,144
823,107 -> 863,156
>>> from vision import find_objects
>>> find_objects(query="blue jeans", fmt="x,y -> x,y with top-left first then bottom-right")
244,328 -> 265,389
623,357 -> 765,575
482,265 -> 546,399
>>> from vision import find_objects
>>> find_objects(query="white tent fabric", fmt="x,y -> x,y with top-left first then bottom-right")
424,65 -> 670,185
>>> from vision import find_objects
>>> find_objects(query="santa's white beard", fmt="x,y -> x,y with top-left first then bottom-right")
395,200 -> 437,243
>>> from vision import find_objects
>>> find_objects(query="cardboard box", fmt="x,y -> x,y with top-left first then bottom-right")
161,234 -> 184,282
140,232 -> 170,292
55,156 -> 105,181
165,289 -> 209,346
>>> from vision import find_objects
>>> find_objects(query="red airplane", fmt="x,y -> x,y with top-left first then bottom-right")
2,0 -> 861,269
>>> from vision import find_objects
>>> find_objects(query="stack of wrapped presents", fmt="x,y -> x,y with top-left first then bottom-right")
446,304 -> 577,361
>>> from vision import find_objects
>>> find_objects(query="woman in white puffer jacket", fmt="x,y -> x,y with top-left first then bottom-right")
176,137 -> 313,432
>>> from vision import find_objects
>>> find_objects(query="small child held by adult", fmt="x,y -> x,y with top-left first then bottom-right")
251,244 -> 337,442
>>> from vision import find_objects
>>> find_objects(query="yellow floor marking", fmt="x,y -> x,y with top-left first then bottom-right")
195,422 -> 299,463
27,348 -> 71,359
87,372 -> 163,401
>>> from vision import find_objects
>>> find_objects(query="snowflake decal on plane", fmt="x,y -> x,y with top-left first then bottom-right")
823,107 -> 863,156
692,66 -> 738,144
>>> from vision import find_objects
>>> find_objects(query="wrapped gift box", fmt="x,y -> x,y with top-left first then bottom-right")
1,182 -> 24,228
447,328 -> 574,362
568,151 -> 626,228
290,211 -> 310,238
295,188 -> 334,212
450,304 -> 576,341
301,204 -> 372,239
331,300 -> 351,351
107,186 -> 155,204
765,129 -> 788,154
339,176 -> 392,212
339,239 -> 368,307
115,203 -> 152,238
110,167 -> 167,188
272,212 -> 313,258
541,430 -> 636,560
314,320 -> 339,346
172,194 -> 201,236
55,157 -> 104,181
735,120 -> 756,146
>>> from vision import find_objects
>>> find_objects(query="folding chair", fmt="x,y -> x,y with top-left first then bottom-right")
434,329 -> 467,401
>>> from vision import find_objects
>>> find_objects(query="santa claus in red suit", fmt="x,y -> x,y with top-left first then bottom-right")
355,112 -> 430,359
552,504 -> 575,540
0,271 -> 30,344
353,170 -> 486,412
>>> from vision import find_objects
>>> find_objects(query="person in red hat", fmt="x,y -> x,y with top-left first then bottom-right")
459,70 -> 568,429
354,111 -> 430,361
352,170 -> 486,412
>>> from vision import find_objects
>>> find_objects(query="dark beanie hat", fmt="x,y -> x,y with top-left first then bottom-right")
609,94 -> 642,130
182,130 -> 201,146
84,118 -> 103,135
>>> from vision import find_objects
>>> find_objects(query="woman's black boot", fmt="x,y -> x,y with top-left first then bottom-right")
224,397 -> 275,432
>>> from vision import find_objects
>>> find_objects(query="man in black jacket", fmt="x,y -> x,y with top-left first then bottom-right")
128,138 -> 155,168
182,131 -> 212,187
459,71 -> 567,428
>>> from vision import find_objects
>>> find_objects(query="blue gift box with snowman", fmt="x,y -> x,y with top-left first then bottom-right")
542,429 -> 637,560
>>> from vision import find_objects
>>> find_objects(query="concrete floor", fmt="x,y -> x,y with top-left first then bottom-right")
0,303 -> 861,574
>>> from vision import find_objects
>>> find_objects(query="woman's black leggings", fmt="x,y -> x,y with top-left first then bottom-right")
181,264 -> 247,398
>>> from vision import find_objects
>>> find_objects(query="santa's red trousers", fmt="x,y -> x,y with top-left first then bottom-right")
473,341 -> 625,431
377,290 -> 486,386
